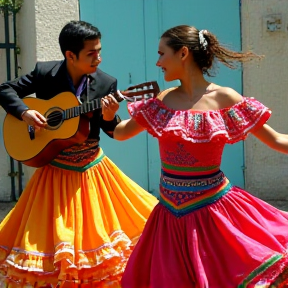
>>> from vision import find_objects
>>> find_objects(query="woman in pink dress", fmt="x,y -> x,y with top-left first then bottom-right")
115,25 -> 288,287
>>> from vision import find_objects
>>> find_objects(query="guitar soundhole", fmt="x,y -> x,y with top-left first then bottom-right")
46,110 -> 64,130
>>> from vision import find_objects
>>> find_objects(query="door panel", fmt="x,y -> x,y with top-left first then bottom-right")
79,0 -> 149,189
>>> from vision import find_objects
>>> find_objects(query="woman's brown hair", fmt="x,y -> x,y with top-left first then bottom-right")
161,25 -> 262,76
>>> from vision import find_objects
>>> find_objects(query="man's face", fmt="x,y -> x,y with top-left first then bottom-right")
70,38 -> 102,75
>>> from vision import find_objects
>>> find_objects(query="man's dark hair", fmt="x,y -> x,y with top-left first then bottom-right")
59,20 -> 101,58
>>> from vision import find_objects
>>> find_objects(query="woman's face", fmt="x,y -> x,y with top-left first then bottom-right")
156,37 -> 183,82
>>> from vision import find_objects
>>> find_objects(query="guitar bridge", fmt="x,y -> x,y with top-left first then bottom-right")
28,125 -> 35,140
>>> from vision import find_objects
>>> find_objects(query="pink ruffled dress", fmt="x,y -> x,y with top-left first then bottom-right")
121,94 -> 288,288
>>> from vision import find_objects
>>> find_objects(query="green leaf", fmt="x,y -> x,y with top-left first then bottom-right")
0,0 -> 24,14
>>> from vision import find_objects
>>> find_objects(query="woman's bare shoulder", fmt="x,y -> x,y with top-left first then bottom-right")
208,85 -> 243,109
156,87 -> 178,101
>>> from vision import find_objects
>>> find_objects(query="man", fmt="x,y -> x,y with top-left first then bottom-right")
0,20 -> 157,288
0,20 -> 120,136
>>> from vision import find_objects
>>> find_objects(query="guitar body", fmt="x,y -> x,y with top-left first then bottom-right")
3,92 -> 90,167
3,81 -> 160,168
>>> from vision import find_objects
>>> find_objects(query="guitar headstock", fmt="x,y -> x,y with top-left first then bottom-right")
115,81 -> 160,102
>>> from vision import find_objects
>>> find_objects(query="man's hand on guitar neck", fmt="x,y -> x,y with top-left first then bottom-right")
21,110 -> 47,131
101,94 -> 119,121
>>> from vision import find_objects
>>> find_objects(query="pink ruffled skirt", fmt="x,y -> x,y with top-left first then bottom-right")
122,180 -> 288,288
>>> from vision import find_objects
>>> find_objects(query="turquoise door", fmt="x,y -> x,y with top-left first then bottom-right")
79,0 -> 244,195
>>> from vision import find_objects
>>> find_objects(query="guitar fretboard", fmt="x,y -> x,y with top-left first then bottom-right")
63,82 -> 158,120
64,98 -> 102,119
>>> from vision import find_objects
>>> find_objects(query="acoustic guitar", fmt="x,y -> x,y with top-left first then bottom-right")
3,81 -> 159,168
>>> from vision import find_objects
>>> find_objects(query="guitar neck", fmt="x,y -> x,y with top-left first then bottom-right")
63,98 -> 102,120
63,80 -> 159,120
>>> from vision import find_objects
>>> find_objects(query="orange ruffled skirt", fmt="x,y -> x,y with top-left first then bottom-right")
0,145 -> 158,288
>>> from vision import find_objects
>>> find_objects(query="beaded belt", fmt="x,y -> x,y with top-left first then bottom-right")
159,169 -> 231,217
50,140 -> 104,172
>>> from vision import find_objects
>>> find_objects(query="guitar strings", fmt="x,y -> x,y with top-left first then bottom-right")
45,91 -> 155,122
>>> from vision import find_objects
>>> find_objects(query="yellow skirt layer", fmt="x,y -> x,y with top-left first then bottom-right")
0,147 -> 158,287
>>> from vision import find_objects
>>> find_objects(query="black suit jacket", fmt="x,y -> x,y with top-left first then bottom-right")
0,60 -> 119,140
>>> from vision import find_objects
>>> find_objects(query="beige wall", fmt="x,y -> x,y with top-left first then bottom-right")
19,0 -> 79,73
34,0 -> 79,62
0,0 -> 79,200
242,0 -> 288,209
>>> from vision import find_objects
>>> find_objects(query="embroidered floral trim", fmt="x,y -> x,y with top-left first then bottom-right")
238,252 -> 288,288
128,96 -> 271,144
269,267 -> 288,287
164,143 -> 199,165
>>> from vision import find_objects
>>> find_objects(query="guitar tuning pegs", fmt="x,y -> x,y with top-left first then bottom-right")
143,93 -> 151,104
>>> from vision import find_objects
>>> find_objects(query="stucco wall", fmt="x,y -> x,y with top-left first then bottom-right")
242,0 -> 288,209
34,0 -> 79,62
0,0 -> 79,200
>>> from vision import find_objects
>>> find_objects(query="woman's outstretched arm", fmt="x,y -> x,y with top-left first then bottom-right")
114,118 -> 145,141
252,124 -> 288,154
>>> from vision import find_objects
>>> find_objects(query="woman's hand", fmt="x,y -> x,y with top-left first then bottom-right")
101,94 -> 119,121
